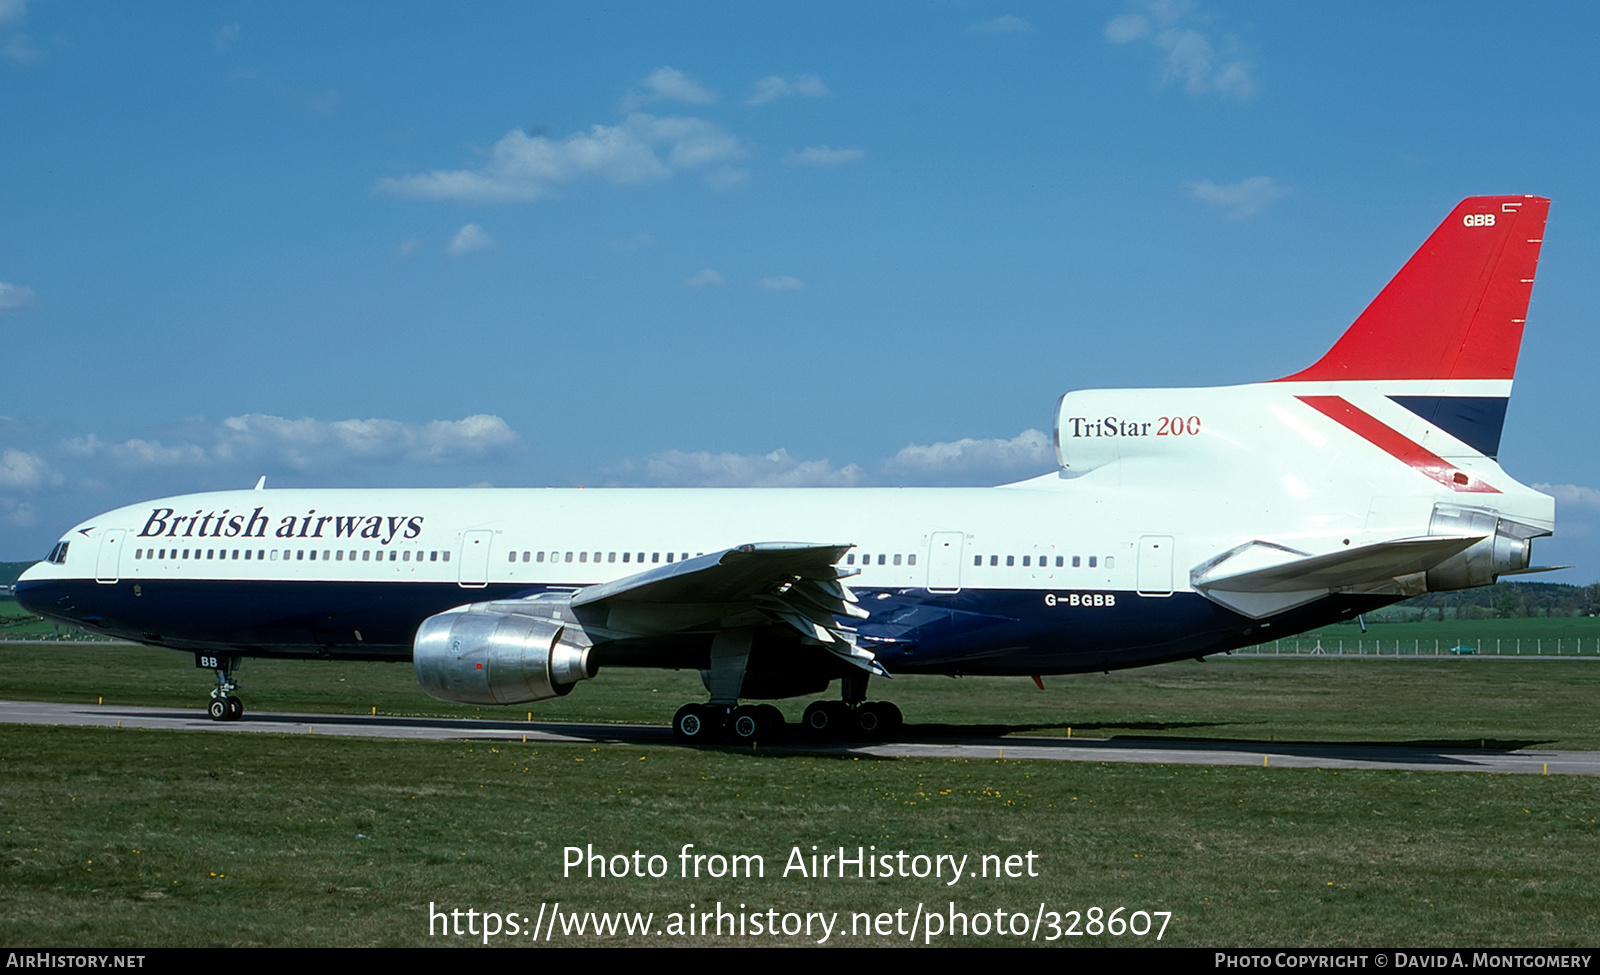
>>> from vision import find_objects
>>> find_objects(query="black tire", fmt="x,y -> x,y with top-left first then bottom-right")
729,706 -> 762,744
878,701 -> 903,736
673,704 -> 717,744
802,700 -> 835,736
226,696 -> 244,721
756,704 -> 786,742
856,703 -> 883,736
208,698 -> 228,721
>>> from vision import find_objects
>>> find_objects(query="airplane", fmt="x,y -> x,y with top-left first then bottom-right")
15,195 -> 1555,744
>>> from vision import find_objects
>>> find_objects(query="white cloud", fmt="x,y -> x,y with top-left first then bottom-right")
377,113 -> 746,204
0,0 -> 25,26
215,413 -> 517,468
1105,2 -> 1256,99
1184,176 -> 1291,219
784,146 -> 864,166
642,448 -> 865,488
397,236 -> 422,257
969,15 -> 1033,35
0,448 -> 55,490
755,276 -> 804,292
1104,14 -> 1152,43
62,415 -> 520,475
0,281 -> 37,313
622,67 -> 717,112
213,23 -> 241,52
1535,483 -> 1600,510
886,429 -> 1054,477
1,32 -> 36,64
447,223 -> 492,255
682,268 -> 725,288
0,497 -> 37,527
746,74 -> 829,106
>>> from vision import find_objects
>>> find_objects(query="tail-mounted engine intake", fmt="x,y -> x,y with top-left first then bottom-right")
414,603 -> 595,706
1424,504 -> 1543,591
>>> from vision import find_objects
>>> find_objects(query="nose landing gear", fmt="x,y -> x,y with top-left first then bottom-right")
197,653 -> 244,721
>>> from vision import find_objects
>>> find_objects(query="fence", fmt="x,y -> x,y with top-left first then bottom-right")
1237,637 -> 1596,657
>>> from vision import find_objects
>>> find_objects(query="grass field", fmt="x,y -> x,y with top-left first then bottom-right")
1,724 -> 1596,947
2,619 -> 1598,947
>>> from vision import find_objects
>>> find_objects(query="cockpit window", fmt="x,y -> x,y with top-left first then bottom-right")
46,541 -> 70,564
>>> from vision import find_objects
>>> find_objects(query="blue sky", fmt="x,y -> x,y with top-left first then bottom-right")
3,1 -> 1599,582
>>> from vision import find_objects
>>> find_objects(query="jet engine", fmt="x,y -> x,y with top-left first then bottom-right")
413,603 -> 595,706
1424,505 -> 1542,591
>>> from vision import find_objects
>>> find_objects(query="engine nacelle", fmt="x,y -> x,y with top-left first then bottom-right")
1424,505 -> 1540,591
413,604 -> 595,706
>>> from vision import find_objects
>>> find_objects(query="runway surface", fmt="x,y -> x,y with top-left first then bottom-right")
2,698 -> 1596,775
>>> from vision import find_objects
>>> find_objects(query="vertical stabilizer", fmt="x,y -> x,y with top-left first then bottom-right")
1276,196 -> 1548,383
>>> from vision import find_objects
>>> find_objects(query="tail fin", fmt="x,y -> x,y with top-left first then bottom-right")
1277,195 -> 1548,383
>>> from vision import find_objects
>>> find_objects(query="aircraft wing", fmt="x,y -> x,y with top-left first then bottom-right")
569,542 -> 883,675
1191,535 -> 1483,619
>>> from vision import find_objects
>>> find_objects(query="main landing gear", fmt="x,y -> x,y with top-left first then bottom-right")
800,670 -> 901,740
199,653 -> 245,722
669,647 -> 902,745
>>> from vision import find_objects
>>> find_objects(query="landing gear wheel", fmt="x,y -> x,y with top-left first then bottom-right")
208,698 -> 229,722
226,696 -> 244,721
729,706 -> 764,744
673,703 -> 719,744
856,702 -> 902,739
803,700 -> 845,737
756,705 -> 786,742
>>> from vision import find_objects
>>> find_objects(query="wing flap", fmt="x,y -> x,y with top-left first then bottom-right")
571,541 -> 886,675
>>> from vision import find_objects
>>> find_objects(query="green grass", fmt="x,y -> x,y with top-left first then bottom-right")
3,624 -> 1599,947
1,725 -> 1595,947
3,641 -> 1599,748
1256,616 -> 1600,655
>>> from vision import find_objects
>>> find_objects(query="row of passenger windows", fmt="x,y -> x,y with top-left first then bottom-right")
509,551 -> 695,564
505,550 -> 922,567
127,544 -> 1113,571
134,547 -> 450,563
976,554 -> 1114,568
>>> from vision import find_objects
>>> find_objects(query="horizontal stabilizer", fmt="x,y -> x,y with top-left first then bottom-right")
1192,536 -> 1485,619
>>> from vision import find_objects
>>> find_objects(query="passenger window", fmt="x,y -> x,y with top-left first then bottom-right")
973,555 -> 981,566
893,554 -> 902,566
847,554 -> 856,565
537,551 -> 545,562
666,553 -> 674,563
508,553 -> 517,563
580,552 -> 588,563
1072,556 -> 1081,567
1056,556 -> 1063,567
908,554 -> 915,566
1022,556 -> 1030,567
1006,556 -> 1015,567
622,552 -> 630,563
990,555 -> 998,566
1089,556 -> 1097,568
1106,557 -> 1115,569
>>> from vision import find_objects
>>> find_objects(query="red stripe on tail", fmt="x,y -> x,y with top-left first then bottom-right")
1297,395 -> 1500,494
